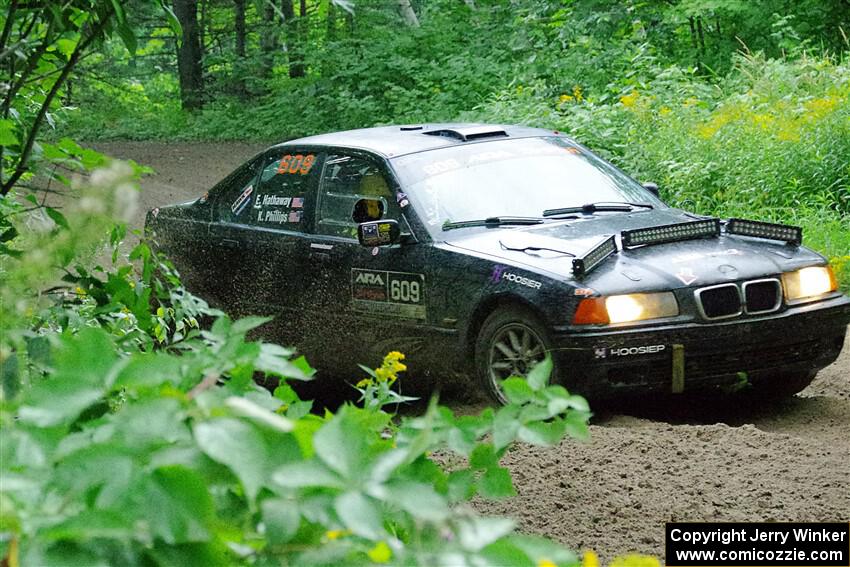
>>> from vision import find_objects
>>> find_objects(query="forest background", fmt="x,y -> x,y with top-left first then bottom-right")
58,0 -> 850,285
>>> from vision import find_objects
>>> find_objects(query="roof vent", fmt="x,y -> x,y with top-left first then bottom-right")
423,126 -> 508,142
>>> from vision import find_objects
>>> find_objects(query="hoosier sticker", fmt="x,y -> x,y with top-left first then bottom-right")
351,269 -> 425,319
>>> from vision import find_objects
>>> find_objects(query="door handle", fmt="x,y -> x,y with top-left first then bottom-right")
221,239 -> 239,249
311,252 -> 331,261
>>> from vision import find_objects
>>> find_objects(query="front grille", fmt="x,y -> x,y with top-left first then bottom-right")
695,284 -> 742,319
743,279 -> 781,314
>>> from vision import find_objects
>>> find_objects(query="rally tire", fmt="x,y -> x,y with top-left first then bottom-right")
474,306 -> 555,405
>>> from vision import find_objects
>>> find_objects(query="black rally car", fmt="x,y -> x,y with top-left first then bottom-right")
146,124 -> 850,402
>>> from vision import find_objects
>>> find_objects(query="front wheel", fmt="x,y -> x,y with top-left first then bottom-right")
474,306 -> 554,404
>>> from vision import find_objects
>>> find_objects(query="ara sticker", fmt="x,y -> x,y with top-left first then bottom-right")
396,192 -> 410,208
277,154 -> 316,175
231,185 -> 253,215
351,269 -> 425,319
198,192 -> 209,204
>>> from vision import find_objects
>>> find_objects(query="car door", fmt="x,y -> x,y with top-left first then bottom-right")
301,151 -> 433,372
210,148 -> 323,345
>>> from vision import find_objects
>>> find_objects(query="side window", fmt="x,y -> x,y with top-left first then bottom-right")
316,154 -> 402,238
215,158 -> 261,223
220,149 -> 322,229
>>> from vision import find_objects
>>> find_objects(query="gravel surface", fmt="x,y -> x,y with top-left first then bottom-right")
96,140 -> 850,563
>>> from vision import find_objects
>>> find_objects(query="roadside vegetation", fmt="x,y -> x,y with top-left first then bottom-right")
0,1 -> 848,565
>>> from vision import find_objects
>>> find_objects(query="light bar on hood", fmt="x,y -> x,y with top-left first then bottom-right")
621,219 -> 721,249
572,235 -> 617,278
726,218 -> 802,246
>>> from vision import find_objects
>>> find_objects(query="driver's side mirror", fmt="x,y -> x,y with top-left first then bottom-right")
358,219 -> 400,247
642,182 -> 660,198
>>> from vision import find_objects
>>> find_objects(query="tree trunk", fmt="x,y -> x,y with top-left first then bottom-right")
234,0 -> 246,58
259,2 -> 278,78
397,0 -> 419,27
173,0 -> 204,110
288,0 -> 306,78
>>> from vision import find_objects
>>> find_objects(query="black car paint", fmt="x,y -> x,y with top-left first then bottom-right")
147,124 -> 850,398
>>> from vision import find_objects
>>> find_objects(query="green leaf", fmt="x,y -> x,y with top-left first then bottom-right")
563,412 -> 590,442
144,466 -> 214,544
526,356 -> 553,391
469,443 -> 498,471
114,352 -> 182,389
492,406 -> 521,451
458,517 -> 516,551
447,469 -> 477,502
41,510 -> 135,541
383,480 -> 449,521
159,0 -> 183,37
518,420 -> 567,446
261,498 -> 300,544
478,466 -> 515,499
231,316 -> 272,334
272,460 -> 343,489
0,119 -> 17,145
45,207 -> 69,229
501,377 -> 534,404
313,410 -> 370,479
335,491 -> 384,539
194,418 -> 270,501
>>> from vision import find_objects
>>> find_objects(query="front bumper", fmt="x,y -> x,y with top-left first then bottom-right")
551,294 -> 850,398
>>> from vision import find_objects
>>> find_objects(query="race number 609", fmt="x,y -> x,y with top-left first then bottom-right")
390,279 -> 420,303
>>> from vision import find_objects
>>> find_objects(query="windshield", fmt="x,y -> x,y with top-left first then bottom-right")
391,136 -> 663,235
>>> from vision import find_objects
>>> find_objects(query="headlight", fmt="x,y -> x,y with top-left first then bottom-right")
782,266 -> 837,302
573,292 -> 679,324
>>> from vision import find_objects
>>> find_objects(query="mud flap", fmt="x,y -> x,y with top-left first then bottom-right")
671,343 -> 685,393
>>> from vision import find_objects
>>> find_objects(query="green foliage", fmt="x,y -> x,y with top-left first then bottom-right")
1,164 -> 591,566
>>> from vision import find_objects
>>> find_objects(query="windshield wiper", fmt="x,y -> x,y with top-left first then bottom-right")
543,201 -> 654,218
442,216 -> 545,231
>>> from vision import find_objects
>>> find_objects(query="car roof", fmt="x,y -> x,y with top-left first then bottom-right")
277,123 -> 560,158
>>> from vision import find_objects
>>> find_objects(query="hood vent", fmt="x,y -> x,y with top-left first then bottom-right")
423,126 -> 508,142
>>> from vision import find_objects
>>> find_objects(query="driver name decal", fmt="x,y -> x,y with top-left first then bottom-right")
352,269 -> 425,319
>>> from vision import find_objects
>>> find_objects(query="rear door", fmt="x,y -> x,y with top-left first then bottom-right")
210,148 -> 323,345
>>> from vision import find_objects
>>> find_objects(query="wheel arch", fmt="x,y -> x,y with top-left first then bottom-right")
463,293 -> 547,362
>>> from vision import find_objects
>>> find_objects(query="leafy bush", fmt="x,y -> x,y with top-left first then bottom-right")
1,165 -> 593,566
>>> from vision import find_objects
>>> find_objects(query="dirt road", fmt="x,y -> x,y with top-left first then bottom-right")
94,141 -> 850,563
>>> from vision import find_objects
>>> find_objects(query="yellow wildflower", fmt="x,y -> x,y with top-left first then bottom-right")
356,378 -> 373,388
620,90 -> 639,108
572,85 -> 583,102
385,351 -> 405,362
659,106 -> 671,116
559,94 -> 574,103
367,541 -> 392,563
538,559 -> 558,567
582,550 -> 600,567
325,529 -> 351,541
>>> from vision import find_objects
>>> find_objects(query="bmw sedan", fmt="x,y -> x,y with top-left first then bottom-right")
146,124 -> 850,402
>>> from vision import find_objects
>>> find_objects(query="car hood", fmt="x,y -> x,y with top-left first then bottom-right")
443,209 -> 824,293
